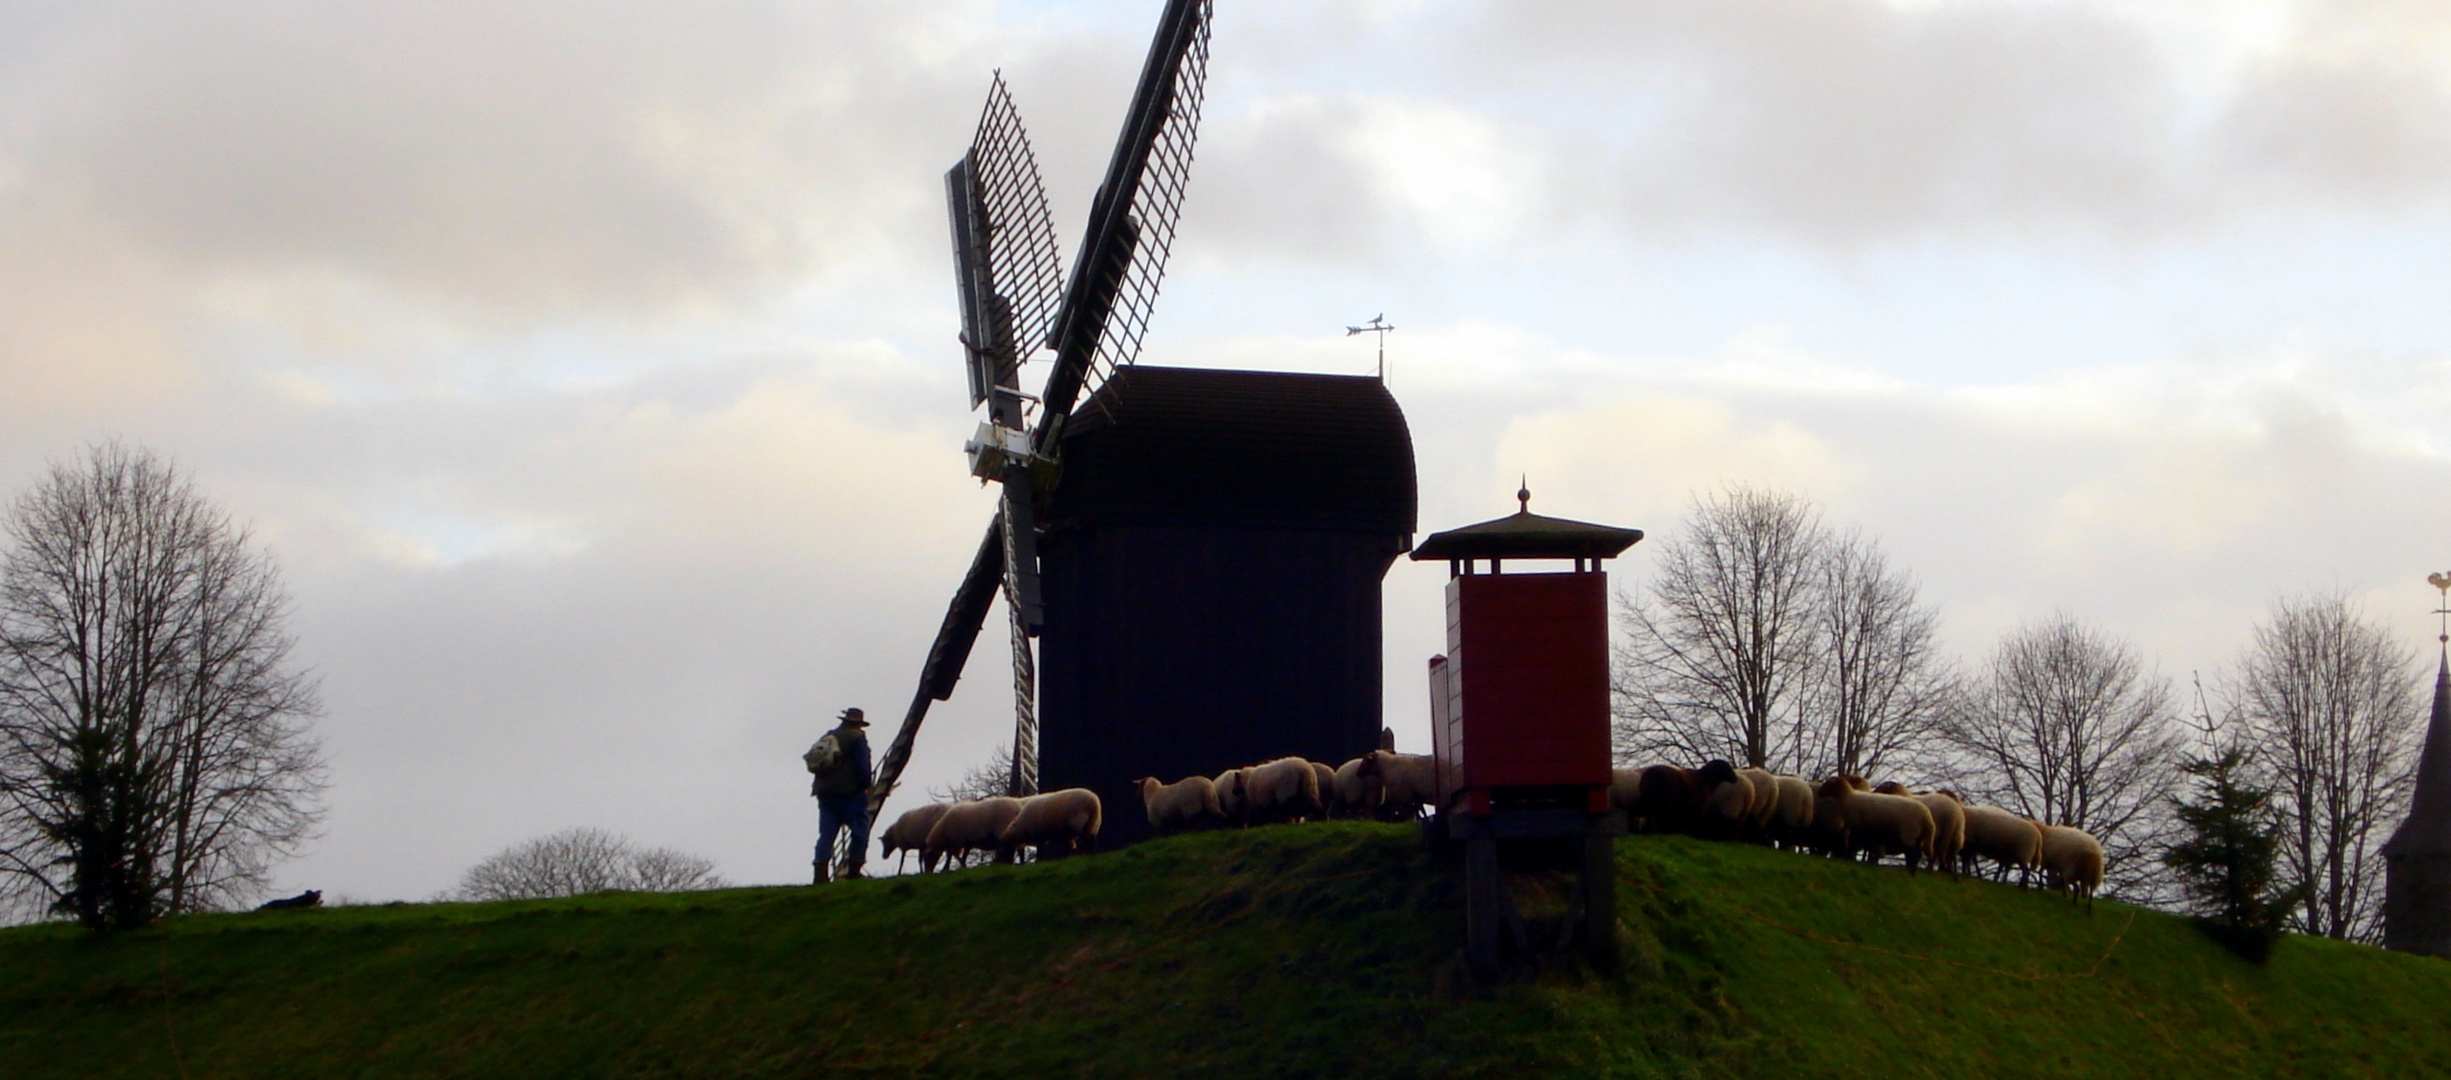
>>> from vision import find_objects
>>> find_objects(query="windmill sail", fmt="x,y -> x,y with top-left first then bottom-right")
948,73 -> 1062,414
1037,0 -> 1212,441
869,0 -> 1215,833
865,517 -> 1006,820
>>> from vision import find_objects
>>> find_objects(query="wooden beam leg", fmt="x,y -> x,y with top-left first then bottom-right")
1583,832 -> 1619,970
1465,836 -> 1502,982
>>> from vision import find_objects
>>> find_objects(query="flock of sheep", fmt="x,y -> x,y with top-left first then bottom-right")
872,750 -> 2107,913
876,750 -> 1441,873
876,787 -> 1105,872
1619,760 -> 2107,910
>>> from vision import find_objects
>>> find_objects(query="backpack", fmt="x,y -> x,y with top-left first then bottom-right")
804,732 -> 846,777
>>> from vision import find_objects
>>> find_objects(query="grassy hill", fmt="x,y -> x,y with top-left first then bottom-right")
5,823 -> 2451,1078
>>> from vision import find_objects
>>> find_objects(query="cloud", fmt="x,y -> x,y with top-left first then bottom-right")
1441,0 -> 2451,249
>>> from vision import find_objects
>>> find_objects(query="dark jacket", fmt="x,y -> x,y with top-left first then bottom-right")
811,725 -> 874,798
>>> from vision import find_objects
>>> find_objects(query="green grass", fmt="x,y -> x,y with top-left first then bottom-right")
5,824 -> 2450,1078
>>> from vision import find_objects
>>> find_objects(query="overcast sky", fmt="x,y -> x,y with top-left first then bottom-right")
1,0 -> 2446,899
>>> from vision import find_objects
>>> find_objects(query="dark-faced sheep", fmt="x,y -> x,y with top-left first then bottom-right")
1818,777 -> 1935,873
880,802 -> 956,872
1698,760 -> 1754,840
1137,775 -> 1222,837
1631,763 -> 1702,834
2038,824 -> 2105,912
1876,782 -> 1967,881
1362,751 -> 1438,820
1239,757 -> 1325,825
925,796 -> 1025,867
1959,803 -> 2043,884
998,788 -> 1103,859
1333,757 -> 1383,819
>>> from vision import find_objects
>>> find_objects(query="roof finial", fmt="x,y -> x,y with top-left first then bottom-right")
1517,475 -> 1530,514
2431,572 -> 2451,646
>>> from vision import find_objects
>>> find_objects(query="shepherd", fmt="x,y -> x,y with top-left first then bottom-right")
805,706 -> 875,883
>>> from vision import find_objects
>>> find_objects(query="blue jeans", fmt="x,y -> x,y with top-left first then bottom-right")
816,793 -> 871,868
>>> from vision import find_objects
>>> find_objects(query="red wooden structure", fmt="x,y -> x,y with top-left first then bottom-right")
1412,487 -> 1641,977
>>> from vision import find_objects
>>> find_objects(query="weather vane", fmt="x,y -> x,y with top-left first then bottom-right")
1347,313 -> 1395,382
2430,571 -> 2451,645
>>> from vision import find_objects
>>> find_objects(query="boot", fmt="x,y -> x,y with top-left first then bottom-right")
812,859 -> 830,885
840,861 -> 865,880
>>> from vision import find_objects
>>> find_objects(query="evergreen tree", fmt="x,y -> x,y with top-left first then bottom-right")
2161,746 -> 2302,960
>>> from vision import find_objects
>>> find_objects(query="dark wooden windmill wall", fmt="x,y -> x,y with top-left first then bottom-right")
1036,366 -> 1417,847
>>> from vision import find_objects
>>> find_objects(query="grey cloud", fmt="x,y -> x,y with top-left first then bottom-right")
5,2 -> 982,324
1449,0 -> 2451,248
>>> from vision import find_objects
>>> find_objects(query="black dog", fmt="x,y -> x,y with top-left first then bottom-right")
257,889 -> 322,911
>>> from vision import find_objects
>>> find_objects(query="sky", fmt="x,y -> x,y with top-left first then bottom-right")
1,0 -> 2446,899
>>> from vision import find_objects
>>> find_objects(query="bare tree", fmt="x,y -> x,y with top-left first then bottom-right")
931,744 -> 1014,805
1614,485 -> 1828,770
2226,593 -> 2421,943
450,827 -> 728,901
1940,615 -> 2180,898
0,444 -> 324,928
1797,531 -> 1957,781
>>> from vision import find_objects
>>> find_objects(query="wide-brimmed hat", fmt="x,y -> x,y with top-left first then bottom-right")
836,707 -> 868,726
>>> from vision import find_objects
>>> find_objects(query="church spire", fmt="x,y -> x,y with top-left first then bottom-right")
2384,573 -> 2451,956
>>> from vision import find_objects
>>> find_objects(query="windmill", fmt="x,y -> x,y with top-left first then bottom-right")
867,0 -> 1214,822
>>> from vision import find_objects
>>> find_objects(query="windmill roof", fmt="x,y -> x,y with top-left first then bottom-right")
2385,650 -> 2451,857
1410,506 -> 1644,563
1046,365 -> 1416,538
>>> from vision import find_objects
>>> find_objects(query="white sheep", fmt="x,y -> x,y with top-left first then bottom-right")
1819,776 -> 1936,873
879,801 -> 955,873
2038,824 -> 2105,913
998,788 -> 1104,859
1959,803 -> 2044,884
1769,774 -> 1817,850
1609,767 -> 1644,816
924,796 -> 1025,868
1737,767 -> 1781,837
1362,750 -> 1439,820
1309,761 -> 1338,817
1137,775 -> 1222,837
1213,768 -> 1246,824
1876,782 -> 1967,882
1238,757 -> 1324,825
1333,757 -> 1384,819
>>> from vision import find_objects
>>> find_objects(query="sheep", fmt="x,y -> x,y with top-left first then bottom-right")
1332,757 -> 1383,819
924,796 -> 1025,868
879,801 -> 956,873
1876,782 -> 1966,882
1959,802 -> 2044,885
1239,757 -> 1325,825
1310,761 -> 1338,817
2038,824 -> 2105,913
1362,751 -> 1439,820
1608,767 -> 1644,816
1698,760 -> 1755,839
1768,774 -> 1817,850
1631,763 -> 1703,834
1817,776 -> 1935,874
998,788 -> 1104,860
1137,775 -> 1222,837
1213,768 -> 1246,824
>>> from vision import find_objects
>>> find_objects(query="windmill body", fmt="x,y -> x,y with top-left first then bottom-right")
1037,366 -> 1415,846
871,0 -> 1417,846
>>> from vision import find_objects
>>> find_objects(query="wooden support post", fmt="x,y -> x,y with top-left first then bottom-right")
1582,831 -> 1618,969
1465,835 -> 1502,981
